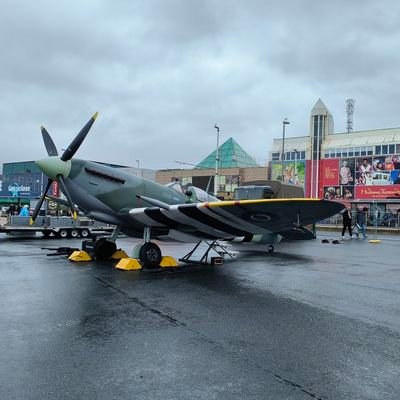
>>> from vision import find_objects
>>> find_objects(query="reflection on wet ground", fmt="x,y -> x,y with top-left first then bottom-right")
0,232 -> 399,399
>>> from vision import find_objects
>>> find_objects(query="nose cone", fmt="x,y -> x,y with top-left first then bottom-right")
35,157 -> 71,180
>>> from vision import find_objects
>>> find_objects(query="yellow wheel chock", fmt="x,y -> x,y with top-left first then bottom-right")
115,258 -> 143,270
68,250 -> 92,262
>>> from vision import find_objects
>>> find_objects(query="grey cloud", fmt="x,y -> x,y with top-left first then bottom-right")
1,0 -> 400,170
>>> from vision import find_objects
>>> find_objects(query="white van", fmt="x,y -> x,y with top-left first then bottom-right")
372,171 -> 391,185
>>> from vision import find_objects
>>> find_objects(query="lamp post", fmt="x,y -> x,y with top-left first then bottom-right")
281,118 -> 290,181
214,124 -> 220,196
293,149 -> 298,185
136,159 -> 140,177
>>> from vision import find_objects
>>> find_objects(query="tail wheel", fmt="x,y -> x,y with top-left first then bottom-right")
70,229 -> 79,238
139,242 -> 162,268
80,229 -> 90,238
94,238 -> 117,260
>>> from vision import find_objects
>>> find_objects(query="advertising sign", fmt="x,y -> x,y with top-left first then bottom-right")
321,159 -> 339,186
339,158 -> 355,186
318,156 -> 400,200
270,161 -> 305,187
0,182 -> 32,198
355,185 -> 400,199
51,181 -> 60,197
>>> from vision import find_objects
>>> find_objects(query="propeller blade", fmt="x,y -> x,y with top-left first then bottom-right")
30,178 -> 53,224
41,126 -> 58,156
61,112 -> 98,161
57,175 -> 78,220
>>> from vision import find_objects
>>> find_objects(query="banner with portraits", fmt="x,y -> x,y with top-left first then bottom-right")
320,155 -> 400,199
339,158 -> 355,186
270,161 -> 305,187
274,155 -> 400,199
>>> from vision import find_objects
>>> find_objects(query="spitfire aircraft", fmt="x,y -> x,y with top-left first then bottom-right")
31,113 -> 344,267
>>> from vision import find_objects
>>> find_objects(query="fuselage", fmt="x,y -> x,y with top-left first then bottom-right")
37,157 -> 191,231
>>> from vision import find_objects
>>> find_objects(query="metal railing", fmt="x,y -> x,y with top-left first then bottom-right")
318,211 -> 400,230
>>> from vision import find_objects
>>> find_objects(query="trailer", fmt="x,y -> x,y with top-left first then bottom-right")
0,215 -> 114,238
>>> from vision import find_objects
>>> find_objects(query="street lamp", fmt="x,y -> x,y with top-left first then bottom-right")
214,124 -> 220,196
293,149 -> 298,185
281,118 -> 290,181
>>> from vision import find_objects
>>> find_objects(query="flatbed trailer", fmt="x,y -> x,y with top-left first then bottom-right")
0,215 -> 114,238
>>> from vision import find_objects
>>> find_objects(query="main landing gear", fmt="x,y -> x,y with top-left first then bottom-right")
83,226 -> 164,267
94,237 -> 117,260
131,227 -> 162,268
83,226 -> 120,260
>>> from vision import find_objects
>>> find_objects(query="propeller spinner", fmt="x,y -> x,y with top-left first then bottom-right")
30,112 -> 98,224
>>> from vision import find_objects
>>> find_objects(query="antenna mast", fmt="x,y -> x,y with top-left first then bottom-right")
346,99 -> 355,133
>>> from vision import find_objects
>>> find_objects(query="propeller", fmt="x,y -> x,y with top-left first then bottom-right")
41,126 -> 58,156
30,112 -> 98,224
57,175 -> 78,220
30,178 -> 53,224
61,112 -> 98,161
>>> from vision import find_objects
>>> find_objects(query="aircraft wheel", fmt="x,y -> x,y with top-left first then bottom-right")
80,229 -> 90,238
58,229 -> 68,238
268,245 -> 274,253
139,242 -> 162,268
70,229 -> 79,238
94,238 -> 117,260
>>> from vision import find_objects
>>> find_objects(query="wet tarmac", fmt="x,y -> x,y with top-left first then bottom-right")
0,232 -> 399,399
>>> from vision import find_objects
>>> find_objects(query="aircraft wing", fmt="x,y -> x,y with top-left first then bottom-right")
129,198 -> 344,239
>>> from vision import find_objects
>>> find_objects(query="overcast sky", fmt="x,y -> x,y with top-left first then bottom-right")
1,0 -> 400,170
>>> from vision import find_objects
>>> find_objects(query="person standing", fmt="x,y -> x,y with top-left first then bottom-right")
355,207 -> 368,239
18,205 -> 30,217
342,207 -> 353,239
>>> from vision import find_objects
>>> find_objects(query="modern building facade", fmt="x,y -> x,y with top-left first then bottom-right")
156,137 -> 268,199
0,160 -> 155,207
0,161 -> 46,206
269,99 -> 400,205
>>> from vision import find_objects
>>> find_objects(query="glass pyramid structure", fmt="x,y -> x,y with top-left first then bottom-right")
196,137 -> 259,169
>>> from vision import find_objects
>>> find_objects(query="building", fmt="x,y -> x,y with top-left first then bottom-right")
269,99 -> 400,208
0,161 -> 44,207
0,160 -> 155,208
156,137 -> 268,199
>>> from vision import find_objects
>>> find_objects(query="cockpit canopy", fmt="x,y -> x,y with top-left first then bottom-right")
165,182 -> 219,203
186,186 -> 219,203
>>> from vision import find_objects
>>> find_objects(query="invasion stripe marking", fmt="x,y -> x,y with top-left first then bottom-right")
178,205 -> 250,237
142,209 -> 221,239
201,198 -> 321,208
144,208 -> 179,228
205,206 -> 270,234
161,207 -> 232,238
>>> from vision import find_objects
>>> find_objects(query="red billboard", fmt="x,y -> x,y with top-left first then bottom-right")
51,181 -> 60,197
321,159 -> 339,186
355,185 -> 400,199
